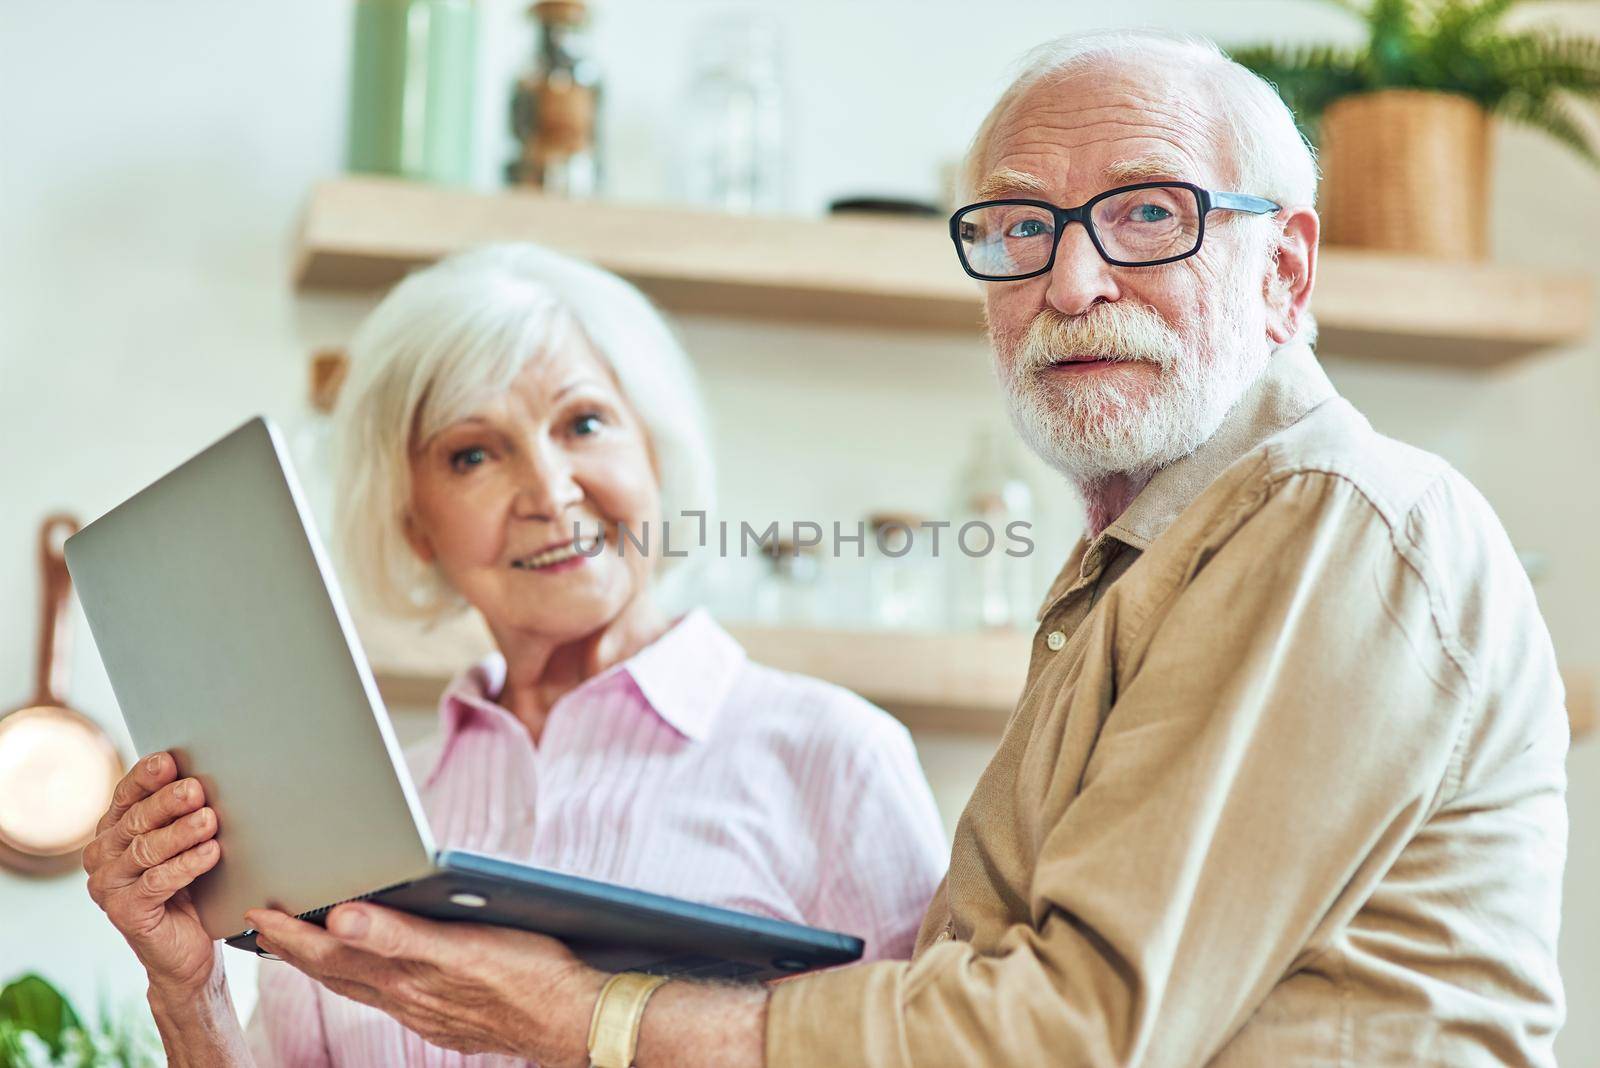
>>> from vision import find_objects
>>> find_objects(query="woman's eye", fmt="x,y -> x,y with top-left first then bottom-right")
449,446 -> 488,472
1129,203 -> 1174,223
571,412 -> 604,437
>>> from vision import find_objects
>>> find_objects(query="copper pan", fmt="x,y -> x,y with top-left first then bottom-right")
0,515 -> 124,876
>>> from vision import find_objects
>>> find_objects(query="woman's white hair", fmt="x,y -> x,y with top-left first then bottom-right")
960,28 -> 1320,347
332,243 -> 716,621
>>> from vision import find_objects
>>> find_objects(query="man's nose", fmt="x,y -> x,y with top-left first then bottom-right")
511,445 -> 582,521
1043,223 -> 1120,317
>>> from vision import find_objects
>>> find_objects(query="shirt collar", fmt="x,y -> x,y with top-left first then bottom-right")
436,651 -> 509,738
428,608 -> 746,782
1033,340 -> 1336,621
619,607 -> 746,742
1103,339 -> 1337,551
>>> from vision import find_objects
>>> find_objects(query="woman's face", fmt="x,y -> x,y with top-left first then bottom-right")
403,332 -> 663,644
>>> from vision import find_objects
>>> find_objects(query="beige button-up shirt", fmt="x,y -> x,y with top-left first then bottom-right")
768,341 -> 1569,1066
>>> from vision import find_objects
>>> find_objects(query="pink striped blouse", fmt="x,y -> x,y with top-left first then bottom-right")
246,608 -> 949,1067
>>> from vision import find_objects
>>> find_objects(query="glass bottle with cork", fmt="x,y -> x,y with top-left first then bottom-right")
508,0 -> 601,196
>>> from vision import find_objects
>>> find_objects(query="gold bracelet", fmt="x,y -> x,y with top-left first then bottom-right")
586,971 -> 671,1068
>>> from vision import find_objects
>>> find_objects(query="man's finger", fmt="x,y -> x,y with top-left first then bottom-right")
122,778 -> 206,841
326,904 -> 449,962
97,753 -> 174,834
249,909 -> 365,977
133,839 -> 221,904
255,928 -> 382,1003
105,806 -> 217,887
88,753 -> 177,863
91,775 -> 204,873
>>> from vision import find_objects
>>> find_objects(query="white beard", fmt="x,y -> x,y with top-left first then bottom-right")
994,282 -> 1268,484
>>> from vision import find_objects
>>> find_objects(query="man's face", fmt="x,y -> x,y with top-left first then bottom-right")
978,61 -> 1277,483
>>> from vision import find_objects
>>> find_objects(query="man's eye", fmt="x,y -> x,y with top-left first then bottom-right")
1130,203 -> 1174,223
572,412 -> 604,436
449,446 -> 487,471
1006,219 -> 1051,239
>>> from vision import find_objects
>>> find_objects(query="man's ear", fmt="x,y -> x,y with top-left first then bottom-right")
402,510 -> 436,565
1264,206 -> 1318,346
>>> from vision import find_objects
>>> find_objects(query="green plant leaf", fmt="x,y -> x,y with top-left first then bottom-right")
0,1019 -> 30,1068
1365,0 -> 1423,85
0,975 -> 81,1059
1435,0 -> 1519,41
1495,33 -> 1600,95
1502,91 -> 1600,162
1227,0 -> 1600,167
1228,42 -> 1367,134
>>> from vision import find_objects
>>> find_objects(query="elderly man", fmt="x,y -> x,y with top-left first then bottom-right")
159,28 -> 1568,1068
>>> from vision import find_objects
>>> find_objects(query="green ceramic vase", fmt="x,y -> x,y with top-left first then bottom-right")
347,0 -> 478,184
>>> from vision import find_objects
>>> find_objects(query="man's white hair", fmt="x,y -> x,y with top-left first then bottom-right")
332,243 -> 716,621
961,28 -> 1320,347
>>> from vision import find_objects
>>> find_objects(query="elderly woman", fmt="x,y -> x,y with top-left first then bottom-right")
83,244 -> 948,1066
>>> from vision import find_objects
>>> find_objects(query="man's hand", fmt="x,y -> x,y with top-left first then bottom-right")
84,752 -> 225,999
247,904 -> 606,1068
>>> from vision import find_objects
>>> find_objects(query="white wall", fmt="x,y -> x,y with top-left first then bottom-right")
2,0 -> 1596,1061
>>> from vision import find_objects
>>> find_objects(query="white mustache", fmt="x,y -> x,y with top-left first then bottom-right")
1014,303 -> 1185,374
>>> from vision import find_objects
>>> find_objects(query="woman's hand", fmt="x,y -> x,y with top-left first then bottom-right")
248,904 -> 606,1068
83,751 -> 223,997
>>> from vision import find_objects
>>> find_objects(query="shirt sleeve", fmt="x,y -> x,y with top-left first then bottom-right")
244,957 -> 333,1067
767,471 -> 1472,1067
812,717 -> 949,962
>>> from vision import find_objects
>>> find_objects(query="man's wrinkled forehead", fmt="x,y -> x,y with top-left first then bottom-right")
977,60 -> 1230,201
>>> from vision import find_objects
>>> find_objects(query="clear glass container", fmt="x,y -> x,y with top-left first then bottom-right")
866,513 -> 937,631
753,539 -> 823,626
681,14 -> 786,214
948,430 -> 1036,630
508,0 -> 601,196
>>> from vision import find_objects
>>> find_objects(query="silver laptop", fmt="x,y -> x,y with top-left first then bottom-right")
64,416 -> 861,979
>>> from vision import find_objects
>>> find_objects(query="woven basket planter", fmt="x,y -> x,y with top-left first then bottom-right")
1318,89 -> 1492,260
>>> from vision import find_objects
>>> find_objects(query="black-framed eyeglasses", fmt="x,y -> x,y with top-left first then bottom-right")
949,181 -> 1281,280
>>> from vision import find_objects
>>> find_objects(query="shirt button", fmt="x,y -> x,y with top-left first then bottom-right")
1045,630 -> 1066,651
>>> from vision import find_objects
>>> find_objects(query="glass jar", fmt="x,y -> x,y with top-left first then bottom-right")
752,538 -> 822,627
508,0 -> 601,196
948,429 -> 1035,630
681,13 -> 786,214
866,513 -> 938,631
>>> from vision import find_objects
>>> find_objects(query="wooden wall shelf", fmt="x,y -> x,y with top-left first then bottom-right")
362,616 -> 1031,735
362,617 -> 1595,741
295,176 -> 1592,368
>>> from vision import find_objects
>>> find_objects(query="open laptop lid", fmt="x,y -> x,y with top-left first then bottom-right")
64,416 -> 436,939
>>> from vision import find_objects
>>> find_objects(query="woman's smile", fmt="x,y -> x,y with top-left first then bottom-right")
509,530 -> 605,572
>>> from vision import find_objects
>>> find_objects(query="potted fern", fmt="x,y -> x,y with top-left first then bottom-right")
1231,0 -> 1600,260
